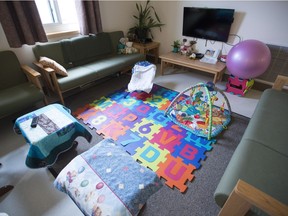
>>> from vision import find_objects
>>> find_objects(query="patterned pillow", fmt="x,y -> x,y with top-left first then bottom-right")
54,138 -> 163,216
39,56 -> 68,76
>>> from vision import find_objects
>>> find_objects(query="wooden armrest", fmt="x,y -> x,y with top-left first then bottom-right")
272,75 -> 288,90
21,65 -> 41,77
33,61 -> 55,73
218,179 -> 288,216
34,61 -> 54,73
21,65 -> 42,89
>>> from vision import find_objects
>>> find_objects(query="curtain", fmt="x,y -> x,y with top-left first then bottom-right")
76,0 -> 103,35
0,1 -> 47,48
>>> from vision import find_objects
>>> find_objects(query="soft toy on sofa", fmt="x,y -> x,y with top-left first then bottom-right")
118,37 -> 138,54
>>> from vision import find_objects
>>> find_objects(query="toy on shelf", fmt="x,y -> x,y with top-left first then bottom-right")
165,82 -> 231,140
226,74 -> 254,96
180,38 -> 197,56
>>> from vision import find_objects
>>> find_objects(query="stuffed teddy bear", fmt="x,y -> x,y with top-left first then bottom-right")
118,38 -> 138,54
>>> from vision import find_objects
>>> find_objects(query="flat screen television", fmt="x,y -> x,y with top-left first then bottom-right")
182,7 -> 235,42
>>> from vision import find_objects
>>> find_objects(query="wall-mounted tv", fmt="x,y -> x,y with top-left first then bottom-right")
182,7 -> 235,42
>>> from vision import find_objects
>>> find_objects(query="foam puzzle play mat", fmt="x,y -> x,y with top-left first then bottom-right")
74,83 -> 231,192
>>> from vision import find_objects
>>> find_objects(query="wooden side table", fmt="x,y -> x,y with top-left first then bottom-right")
133,41 -> 160,64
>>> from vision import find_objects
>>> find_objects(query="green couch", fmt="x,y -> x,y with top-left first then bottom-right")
33,31 -> 145,104
214,75 -> 288,215
0,50 -> 46,119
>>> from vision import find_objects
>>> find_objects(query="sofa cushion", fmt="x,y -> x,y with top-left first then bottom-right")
0,83 -> 44,117
57,66 -> 98,91
107,31 -> 125,54
62,33 -> 113,66
83,53 -> 145,75
0,51 -> 27,90
33,41 -> 72,69
214,140 -> 288,208
57,53 -> 145,92
243,89 -> 288,156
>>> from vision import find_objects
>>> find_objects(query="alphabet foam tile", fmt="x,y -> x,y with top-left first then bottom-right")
184,133 -> 216,151
117,97 -> 142,110
118,132 -> 147,156
132,140 -> 170,172
97,120 -> 129,140
153,86 -> 178,101
104,103 -> 130,120
84,110 -> 113,131
74,106 -> 99,122
150,127 -> 184,153
147,109 -> 170,127
90,96 -> 114,111
132,118 -> 162,140
172,141 -> 207,169
73,104 -> 94,117
156,154 -> 196,193
144,95 -> 171,110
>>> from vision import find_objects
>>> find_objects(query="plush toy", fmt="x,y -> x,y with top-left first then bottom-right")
180,39 -> 197,56
118,38 -> 138,54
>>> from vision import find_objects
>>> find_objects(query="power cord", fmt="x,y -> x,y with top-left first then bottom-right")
225,34 -> 242,46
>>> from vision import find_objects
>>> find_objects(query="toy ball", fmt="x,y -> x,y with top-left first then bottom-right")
226,40 -> 271,79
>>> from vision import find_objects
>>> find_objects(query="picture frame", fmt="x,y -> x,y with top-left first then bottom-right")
204,49 -> 220,59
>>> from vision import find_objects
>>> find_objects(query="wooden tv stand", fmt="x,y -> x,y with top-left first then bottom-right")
160,52 -> 226,83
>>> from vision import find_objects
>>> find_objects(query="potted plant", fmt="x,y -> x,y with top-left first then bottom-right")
171,40 -> 180,53
128,0 -> 164,43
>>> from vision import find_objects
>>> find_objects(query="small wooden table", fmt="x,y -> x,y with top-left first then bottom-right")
133,41 -> 160,64
160,52 -> 226,83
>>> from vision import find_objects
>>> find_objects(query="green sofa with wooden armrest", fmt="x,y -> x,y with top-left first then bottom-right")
214,75 -> 288,215
0,50 -> 46,119
32,31 -> 145,105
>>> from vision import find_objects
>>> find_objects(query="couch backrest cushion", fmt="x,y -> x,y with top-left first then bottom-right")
107,31 -> 125,54
33,41 -> 71,69
0,50 -> 27,90
62,32 -> 113,66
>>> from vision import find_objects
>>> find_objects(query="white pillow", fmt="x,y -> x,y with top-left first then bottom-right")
39,56 -> 68,77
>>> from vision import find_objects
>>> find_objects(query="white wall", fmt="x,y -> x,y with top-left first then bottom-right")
151,1 -> 288,55
0,24 -> 37,65
100,1 -> 135,33
0,1 -> 287,64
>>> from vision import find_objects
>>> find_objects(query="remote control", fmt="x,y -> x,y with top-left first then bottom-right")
31,116 -> 39,128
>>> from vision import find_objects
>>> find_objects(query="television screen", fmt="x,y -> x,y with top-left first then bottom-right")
182,7 -> 235,42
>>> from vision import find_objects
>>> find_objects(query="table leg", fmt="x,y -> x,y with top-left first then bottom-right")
213,74 -> 218,84
161,60 -> 165,75
0,185 -> 13,197
154,47 -> 159,64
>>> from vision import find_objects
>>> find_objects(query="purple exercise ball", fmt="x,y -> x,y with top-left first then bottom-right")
226,40 -> 271,79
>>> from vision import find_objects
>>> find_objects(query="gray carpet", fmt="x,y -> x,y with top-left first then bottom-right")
50,74 -> 249,216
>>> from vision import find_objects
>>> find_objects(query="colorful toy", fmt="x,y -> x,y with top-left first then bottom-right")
165,82 -> 231,140
227,40 -> 271,79
226,74 -> 255,96
180,38 -> 197,56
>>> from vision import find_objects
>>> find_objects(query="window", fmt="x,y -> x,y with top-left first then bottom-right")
35,0 -> 79,34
